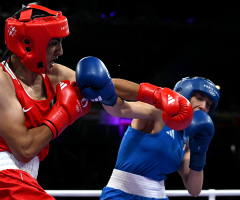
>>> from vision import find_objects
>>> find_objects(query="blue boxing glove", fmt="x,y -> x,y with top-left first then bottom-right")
75,56 -> 118,106
184,110 -> 215,171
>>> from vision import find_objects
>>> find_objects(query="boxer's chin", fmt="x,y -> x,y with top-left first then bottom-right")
46,62 -> 54,74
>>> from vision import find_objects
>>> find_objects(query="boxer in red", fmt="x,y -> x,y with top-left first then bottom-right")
0,4 -> 91,199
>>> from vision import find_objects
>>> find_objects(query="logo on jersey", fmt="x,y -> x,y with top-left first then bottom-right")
8,26 -> 17,37
168,95 -> 175,105
23,106 -> 33,113
166,130 -> 174,139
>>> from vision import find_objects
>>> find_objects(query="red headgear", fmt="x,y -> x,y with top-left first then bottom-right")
5,4 -> 70,74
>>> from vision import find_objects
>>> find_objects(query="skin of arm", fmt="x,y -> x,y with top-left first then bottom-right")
112,78 -> 140,101
47,63 -> 76,88
177,148 -> 203,197
103,97 -> 165,134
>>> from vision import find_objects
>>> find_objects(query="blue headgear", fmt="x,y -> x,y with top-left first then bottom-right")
173,77 -> 220,115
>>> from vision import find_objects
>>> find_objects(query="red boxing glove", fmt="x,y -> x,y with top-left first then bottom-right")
42,80 -> 91,139
137,83 -> 193,130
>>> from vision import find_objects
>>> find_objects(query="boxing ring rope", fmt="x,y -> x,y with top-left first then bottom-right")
46,189 -> 240,199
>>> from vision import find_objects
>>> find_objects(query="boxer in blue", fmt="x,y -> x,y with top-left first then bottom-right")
76,57 -> 220,200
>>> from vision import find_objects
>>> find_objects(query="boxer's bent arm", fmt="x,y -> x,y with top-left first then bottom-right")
0,73 -> 53,163
177,148 -> 203,197
112,78 -> 140,101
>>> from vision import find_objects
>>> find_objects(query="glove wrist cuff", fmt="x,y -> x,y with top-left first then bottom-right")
101,91 -> 118,106
189,152 -> 206,171
137,83 -> 162,107
42,104 -> 69,139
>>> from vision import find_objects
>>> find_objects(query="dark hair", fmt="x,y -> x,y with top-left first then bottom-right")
0,49 -> 12,65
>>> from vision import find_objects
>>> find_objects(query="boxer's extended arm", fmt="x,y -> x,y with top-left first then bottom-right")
103,97 -> 157,119
106,78 -> 194,131
74,56 -> 193,130
103,97 -> 165,133
112,78 -> 140,101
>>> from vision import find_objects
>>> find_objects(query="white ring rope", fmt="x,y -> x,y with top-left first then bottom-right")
46,189 -> 240,199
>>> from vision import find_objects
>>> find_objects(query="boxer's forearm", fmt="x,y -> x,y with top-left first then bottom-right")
112,78 -> 139,101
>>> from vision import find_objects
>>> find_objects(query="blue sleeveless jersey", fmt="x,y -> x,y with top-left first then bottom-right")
115,125 -> 188,181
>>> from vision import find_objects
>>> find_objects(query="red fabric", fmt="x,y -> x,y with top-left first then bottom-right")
0,169 -> 55,200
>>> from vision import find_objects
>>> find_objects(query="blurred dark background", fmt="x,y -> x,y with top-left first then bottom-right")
1,1 -> 240,199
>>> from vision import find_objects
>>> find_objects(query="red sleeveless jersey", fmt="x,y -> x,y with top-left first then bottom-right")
0,62 -> 55,161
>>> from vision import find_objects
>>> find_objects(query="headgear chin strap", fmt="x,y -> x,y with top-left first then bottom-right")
5,4 -> 70,74
173,77 -> 220,116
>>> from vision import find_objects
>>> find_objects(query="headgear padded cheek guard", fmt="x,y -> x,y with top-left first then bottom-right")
173,77 -> 220,116
4,4 -> 70,74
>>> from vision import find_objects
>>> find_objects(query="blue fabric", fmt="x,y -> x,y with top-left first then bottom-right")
100,125 -> 188,199
115,126 -> 187,181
